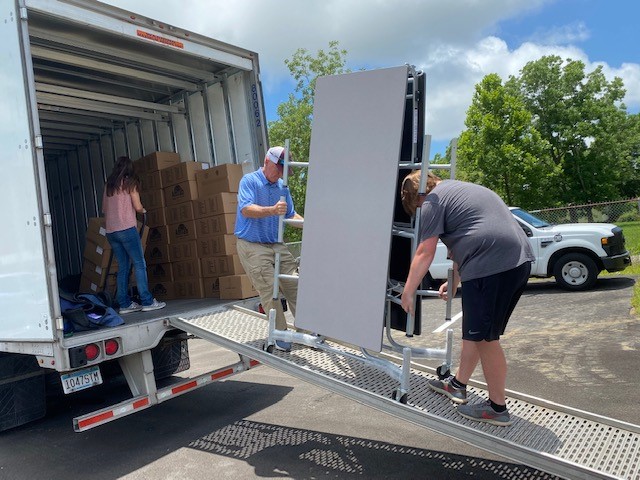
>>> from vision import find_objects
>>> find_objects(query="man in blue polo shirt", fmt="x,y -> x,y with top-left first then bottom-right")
235,146 -> 303,351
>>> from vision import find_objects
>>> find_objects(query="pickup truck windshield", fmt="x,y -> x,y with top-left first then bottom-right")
511,208 -> 551,228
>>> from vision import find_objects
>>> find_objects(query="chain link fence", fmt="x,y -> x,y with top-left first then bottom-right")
530,198 -> 640,224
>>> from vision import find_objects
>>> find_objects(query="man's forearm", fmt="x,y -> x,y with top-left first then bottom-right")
404,237 -> 438,294
405,251 -> 433,294
241,204 -> 276,218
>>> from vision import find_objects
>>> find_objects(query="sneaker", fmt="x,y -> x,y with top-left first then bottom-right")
274,340 -> 292,352
119,301 -> 142,314
428,376 -> 468,404
457,400 -> 513,426
141,298 -> 166,312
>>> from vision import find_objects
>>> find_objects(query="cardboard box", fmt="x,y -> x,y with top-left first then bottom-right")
146,207 -> 167,228
85,218 -> 147,256
219,274 -> 258,300
85,217 -> 110,250
147,262 -> 173,283
172,259 -> 202,280
164,181 -> 199,207
201,254 -> 245,278
140,189 -> 165,210
196,234 -> 237,257
146,225 -> 170,245
169,240 -> 199,262
193,192 -> 238,219
79,261 -> 117,293
202,277 -> 220,298
168,220 -> 197,244
174,278 -> 205,299
195,214 -> 237,238
83,239 -> 115,269
196,164 -> 243,197
79,276 -> 103,294
139,170 -> 163,191
81,258 -> 112,287
166,202 -> 195,225
161,161 -> 209,187
79,264 -> 127,294
79,272 -> 118,294
135,151 -> 180,173
150,281 -> 176,300
145,244 -> 171,264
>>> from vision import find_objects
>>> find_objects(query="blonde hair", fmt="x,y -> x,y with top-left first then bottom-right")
401,170 -> 441,216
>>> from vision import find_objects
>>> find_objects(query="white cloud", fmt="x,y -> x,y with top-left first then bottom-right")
100,0 -> 640,144
529,21 -> 591,45
598,63 -> 640,109
415,38 -> 593,140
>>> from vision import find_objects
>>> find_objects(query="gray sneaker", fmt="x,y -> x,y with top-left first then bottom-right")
457,400 -> 512,426
119,301 -> 142,314
141,298 -> 166,312
428,376 -> 468,404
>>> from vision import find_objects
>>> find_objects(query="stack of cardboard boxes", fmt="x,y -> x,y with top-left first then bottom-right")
79,217 -> 149,294
194,165 -> 258,299
137,151 -> 258,301
136,152 -> 181,301
78,151 -> 258,301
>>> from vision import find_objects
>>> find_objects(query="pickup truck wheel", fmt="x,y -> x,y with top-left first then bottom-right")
553,253 -> 598,291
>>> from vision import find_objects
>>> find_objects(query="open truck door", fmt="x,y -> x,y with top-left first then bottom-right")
0,0 -> 57,344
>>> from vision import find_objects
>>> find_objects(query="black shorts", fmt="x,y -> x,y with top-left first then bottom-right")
461,261 -> 531,342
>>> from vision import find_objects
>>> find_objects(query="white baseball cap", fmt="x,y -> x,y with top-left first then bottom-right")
266,146 -> 287,165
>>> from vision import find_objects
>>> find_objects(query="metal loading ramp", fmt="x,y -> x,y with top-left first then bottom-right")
170,307 -> 640,480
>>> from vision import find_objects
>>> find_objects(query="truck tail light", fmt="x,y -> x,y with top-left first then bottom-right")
85,343 -> 100,361
104,339 -> 119,356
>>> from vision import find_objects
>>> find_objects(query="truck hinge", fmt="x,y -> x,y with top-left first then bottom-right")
55,316 -> 64,331
19,7 -> 28,20
34,135 -> 44,150
43,212 -> 52,227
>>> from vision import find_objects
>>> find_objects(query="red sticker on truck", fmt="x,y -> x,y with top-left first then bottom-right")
136,30 -> 184,49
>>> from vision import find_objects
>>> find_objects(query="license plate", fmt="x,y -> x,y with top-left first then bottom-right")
61,366 -> 103,394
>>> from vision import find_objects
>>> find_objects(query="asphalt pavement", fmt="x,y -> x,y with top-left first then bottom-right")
0,275 -> 637,480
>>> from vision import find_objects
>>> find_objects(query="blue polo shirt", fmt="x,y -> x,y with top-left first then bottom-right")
234,168 -> 296,243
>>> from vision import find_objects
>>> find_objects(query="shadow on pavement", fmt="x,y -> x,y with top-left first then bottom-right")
190,419 -> 560,480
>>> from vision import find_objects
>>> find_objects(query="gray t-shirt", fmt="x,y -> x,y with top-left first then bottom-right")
419,180 -> 535,282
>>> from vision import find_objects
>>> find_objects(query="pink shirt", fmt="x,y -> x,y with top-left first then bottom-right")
102,188 -> 137,233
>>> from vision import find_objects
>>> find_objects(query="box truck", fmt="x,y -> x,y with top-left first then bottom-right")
0,0 -> 267,431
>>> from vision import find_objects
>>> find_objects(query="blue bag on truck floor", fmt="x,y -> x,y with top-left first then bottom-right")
59,291 -> 124,334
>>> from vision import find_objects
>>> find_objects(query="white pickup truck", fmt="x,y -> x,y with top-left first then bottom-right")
427,207 -> 631,291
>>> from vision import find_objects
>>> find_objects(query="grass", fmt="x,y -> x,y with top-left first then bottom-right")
614,222 -> 640,313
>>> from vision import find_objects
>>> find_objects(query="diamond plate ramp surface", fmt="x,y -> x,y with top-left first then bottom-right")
171,307 -> 640,480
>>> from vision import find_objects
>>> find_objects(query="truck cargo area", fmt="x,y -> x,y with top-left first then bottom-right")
28,1 -> 264,283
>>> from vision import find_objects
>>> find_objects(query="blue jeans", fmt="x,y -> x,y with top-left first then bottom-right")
106,227 -> 153,308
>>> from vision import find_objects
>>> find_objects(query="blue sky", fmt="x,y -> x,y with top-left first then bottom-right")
103,0 -> 640,158
499,0 -> 638,67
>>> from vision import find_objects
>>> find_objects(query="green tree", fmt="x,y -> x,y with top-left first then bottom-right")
428,151 -> 452,179
516,55 -> 628,204
456,73 -> 555,208
268,41 -> 350,241
615,112 -> 640,199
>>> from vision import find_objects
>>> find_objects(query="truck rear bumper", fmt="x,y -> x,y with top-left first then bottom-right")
602,251 -> 632,272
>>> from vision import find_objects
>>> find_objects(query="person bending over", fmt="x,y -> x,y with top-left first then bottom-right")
400,171 -> 534,426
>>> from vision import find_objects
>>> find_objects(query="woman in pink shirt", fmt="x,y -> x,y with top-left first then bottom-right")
102,156 -> 165,314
